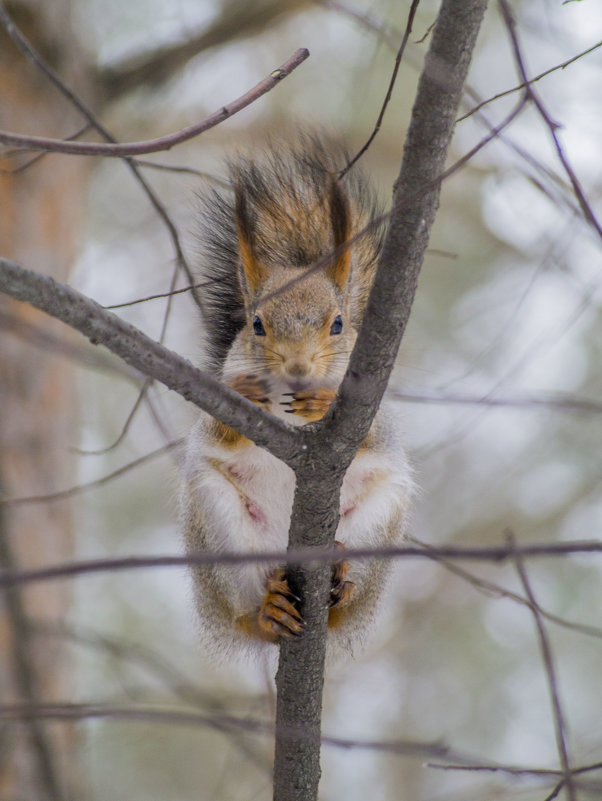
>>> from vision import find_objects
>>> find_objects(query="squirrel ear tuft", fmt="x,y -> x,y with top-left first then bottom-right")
235,183 -> 267,296
327,177 -> 351,291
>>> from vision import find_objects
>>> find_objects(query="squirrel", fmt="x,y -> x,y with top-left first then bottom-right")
180,135 -> 414,659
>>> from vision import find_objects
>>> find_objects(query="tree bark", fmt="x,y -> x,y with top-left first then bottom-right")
272,1 -> 489,799
0,2 -> 90,798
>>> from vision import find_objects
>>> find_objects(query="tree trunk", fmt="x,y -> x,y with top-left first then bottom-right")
0,3 -> 90,798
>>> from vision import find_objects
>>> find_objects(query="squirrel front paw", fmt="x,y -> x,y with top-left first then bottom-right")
258,568 -> 305,639
282,387 -> 336,421
229,373 -> 271,408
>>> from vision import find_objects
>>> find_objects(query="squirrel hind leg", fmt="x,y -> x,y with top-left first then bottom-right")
242,556 -> 357,642
252,568 -> 305,641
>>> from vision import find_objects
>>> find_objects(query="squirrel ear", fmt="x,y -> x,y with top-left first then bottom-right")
326,177 -> 351,291
235,183 -> 267,296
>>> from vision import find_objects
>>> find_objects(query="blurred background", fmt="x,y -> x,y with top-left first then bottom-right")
1,1 -> 602,799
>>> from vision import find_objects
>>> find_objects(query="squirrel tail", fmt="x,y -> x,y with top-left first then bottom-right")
195,133 -> 385,371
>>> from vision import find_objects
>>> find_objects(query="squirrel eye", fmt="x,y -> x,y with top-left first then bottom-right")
330,314 -> 343,336
252,315 -> 266,336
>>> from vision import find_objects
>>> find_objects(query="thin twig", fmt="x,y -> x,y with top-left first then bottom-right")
4,695 -> 602,784
0,700 -> 479,764
0,440 -> 183,506
498,0 -> 602,242
0,0 -> 205,355
76,378 -> 153,455
105,255 -> 183,456
428,760 -> 602,779
543,780 -> 566,801
390,388 -> 602,415
508,531 -> 576,801
0,50 -> 310,157
32,620 -> 272,773
130,159 -> 231,186
0,123 -> 91,173
313,0 -> 399,49
320,0 -> 600,235
102,281 -> 212,310
1,540 -> 602,588
339,0 -> 421,176
407,536 -> 602,640
458,38 -> 602,122
259,98 -> 526,313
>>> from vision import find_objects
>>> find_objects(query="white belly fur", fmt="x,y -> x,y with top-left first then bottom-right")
184,416 -> 413,614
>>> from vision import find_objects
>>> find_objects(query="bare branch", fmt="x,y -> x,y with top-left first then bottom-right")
508,531 -> 576,801
0,700 -> 490,765
0,49 -> 310,157
75,378 -> 153,455
498,0 -> 602,242
1,539 -> 602,589
129,159 -> 231,186
33,620 -> 273,772
0,124 -> 91,174
408,536 -> 602,640
101,281 -> 211,310
313,0 -> 401,50
0,258 -> 300,466
259,98 -> 525,314
543,780 -> 567,801
0,2 -> 205,314
428,758 -> 602,781
391,388 -> 602,415
0,440 -> 181,507
458,37 -> 602,122
339,0 -> 421,176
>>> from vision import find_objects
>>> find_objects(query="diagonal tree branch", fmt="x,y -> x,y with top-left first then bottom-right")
0,49 -> 309,157
509,531 -> 576,801
0,259 -> 299,466
339,0 -> 421,176
498,0 -> 602,242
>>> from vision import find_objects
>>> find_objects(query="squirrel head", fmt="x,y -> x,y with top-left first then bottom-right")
232,176 -> 356,389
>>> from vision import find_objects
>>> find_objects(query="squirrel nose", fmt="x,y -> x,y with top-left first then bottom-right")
285,359 -> 311,378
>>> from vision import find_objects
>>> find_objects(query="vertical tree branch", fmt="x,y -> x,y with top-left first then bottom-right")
273,2 -> 489,800
273,470 -> 343,801
509,532 -> 576,801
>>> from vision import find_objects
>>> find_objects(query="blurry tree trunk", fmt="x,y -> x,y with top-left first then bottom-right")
0,2 -> 91,798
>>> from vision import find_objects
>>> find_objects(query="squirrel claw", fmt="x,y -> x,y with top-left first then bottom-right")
285,387 -> 336,421
258,568 -> 305,639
